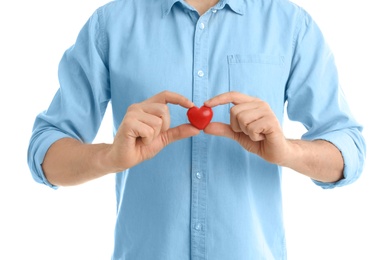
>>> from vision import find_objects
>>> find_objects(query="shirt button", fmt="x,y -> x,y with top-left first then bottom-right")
194,223 -> 202,231
197,70 -> 204,77
196,172 -> 202,179
199,22 -> 205,30
212,9 -> 217,13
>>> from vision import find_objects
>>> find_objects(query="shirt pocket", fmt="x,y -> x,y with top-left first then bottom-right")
227,54 -> 285,114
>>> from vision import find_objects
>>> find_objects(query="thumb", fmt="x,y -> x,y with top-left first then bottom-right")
203,122 -> 235,139
161,124 -> 200,146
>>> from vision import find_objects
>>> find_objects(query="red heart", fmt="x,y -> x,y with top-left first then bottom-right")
187,106 -> 213,130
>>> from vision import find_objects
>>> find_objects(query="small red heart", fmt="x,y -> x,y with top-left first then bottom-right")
187,106 -> 213,130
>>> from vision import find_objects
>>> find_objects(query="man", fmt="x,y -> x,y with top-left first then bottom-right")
27,0 -> 366,259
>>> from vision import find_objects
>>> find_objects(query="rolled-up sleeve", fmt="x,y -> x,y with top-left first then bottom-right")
285,9 -> 366,189
27,8 -> 110,188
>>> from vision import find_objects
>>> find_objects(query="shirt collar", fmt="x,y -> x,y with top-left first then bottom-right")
162,0 -> 245,18
223,0 -> 245,15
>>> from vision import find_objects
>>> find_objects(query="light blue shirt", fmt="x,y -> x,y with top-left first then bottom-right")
28,0 -> 366,259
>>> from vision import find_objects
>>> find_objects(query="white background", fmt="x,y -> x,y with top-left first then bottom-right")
0,0 -> 388,259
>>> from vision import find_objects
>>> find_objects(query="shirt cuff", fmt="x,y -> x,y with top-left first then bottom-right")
30,131 -> 72,189
304,130 -> 365,189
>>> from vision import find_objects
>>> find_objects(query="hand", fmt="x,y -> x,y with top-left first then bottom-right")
108,91 -> 200,171
204,91 -> 290,165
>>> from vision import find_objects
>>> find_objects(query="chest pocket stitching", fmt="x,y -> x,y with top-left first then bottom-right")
226,54 -> 285,115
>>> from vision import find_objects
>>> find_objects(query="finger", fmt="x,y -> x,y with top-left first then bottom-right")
127,103 -> 170,132
204,122 -> 263,154
137,113 -> 164,141
145,90 -> 194,108
129,121 -> 156,145
204,91 -> 259,107
230,103 -> 263,133
160,124 -> 200,146
245,112 -> 281,142
203,122 -> 236,139
234,107 -> 265,135
246,120 -> 267,141
230,109 -> 242,133
141,103 -> 170,131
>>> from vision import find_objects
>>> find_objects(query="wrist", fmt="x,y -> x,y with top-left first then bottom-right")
277,139 -> 302,168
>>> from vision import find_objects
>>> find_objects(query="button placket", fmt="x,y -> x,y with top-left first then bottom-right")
190,12 -> 212,260
194,222 -> 203,231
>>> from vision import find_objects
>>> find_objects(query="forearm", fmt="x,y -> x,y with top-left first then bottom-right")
281,139 -> 344,183
42,138 -> 116,186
